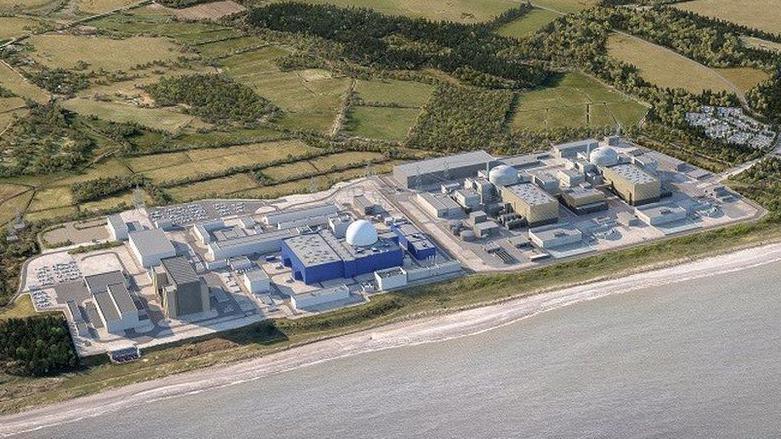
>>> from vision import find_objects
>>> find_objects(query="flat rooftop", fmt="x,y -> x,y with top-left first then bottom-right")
395,150 -> 494,175
128,229 -> 174,256
284,233 -> 342,266
530,224 -> 582,240
553,138 -> 598,153
418,192 -> 461,210
605,163 -> 658,184
503,183 -> 557,206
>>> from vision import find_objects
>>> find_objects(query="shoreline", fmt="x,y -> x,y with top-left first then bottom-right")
3,242 -> 781,436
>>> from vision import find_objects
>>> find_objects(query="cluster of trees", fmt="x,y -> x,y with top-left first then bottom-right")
246,3 -> 548,89
0,84 -> 15,98
28,67 -> 89,96
732,157 -> 781,214
145,74 -> 279,125
608,8 -> 779,68
0,225 -> 40,307
747,70 -> 781,124
0,315 -> 79,377
407,84 -> 514,151
156,0 -> 211,8
71,175 -> 149,203
0,103 -> 94,177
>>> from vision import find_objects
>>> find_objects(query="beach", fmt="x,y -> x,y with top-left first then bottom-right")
3,241 -> 781,437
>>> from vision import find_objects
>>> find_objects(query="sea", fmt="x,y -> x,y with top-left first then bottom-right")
22,261 -> 781,438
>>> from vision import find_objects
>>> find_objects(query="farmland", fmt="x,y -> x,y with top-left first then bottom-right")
344,107 -> 420,141
75,0 -> 137,14
496,8 -> 560,39
27,34 -> 186,72
607,34 -> 738,94
220,47 -> 351,134
674,0 -> 781,36
63,98 -> 206,133
741,36 -> 781,54
0,62 -> 49,104
0,16 -> 46,40
511,72 -> 648,131
531,0 -> 597,14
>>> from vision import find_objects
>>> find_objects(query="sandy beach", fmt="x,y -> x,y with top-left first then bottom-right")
3,241 -> 781,437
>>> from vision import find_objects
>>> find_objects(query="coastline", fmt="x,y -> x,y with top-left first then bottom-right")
3,242 -> 781,437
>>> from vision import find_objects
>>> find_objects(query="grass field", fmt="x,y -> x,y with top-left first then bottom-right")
195,36 -> 265,59
0,0 -> 59,13
344,106 -> 419,141
139,140 -> 319,184
0,16 -> 46,40
63,98 -> 205,133
220,47 -> 351,134
266,0 -> 519,23
308,151 -> 385,171
496,8 -> 559,39
607,34 -> 736,94
511,72 -> 648,131
28,34 -> 185,71
24,206 -> 78,222
0,191 -> 33,225
674,0 -> 781,36
353,79 -> 433,107
174,0 -> 246,21
262,160 -> 319,181
167,173 -> 260,201
741,36 -> 781,54
0,296 -> 38,321
0,62 -> 49,104
716,67 -> 771,93
76,0 -> 137,14
531,0 -> 596,14
28,186 -> 73,212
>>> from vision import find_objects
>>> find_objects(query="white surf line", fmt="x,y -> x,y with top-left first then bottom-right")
3,242 -> 781,437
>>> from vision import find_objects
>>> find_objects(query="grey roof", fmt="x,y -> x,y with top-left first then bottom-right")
129,229 -> 175,256
210,228 -> 294,252
395,150 -> 494,175
530,224 -> 582,240
553,139 -> 598,153
605,164 -> 658,184
84,270 -> 125,294
353,195 -> 375,208
160,256 -> 199,285
418,192 -> 461,211
284,233 -> 342,266
474,221 -> 499,231
93,290 -> 120,321
244,269 -> 269,281
108,283 -> 136,316
107,214 -> 126,230
499,154 -> 540,169
564,187 -> 605,201
504,183 -> 557,206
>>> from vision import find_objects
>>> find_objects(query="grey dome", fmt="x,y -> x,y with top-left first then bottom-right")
589,146 -> 619,167
488,165 -> 518,186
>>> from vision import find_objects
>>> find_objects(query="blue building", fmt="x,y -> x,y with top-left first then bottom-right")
391,223 -> 437,261
281,223 -> 404,285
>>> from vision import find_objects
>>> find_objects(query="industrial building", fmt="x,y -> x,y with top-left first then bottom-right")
500,183 -> 559,227
393,150 -> 495,189
415,192 -> 464,219
153,256 -> 210,319
560,187 -> 608,214
529,224 -> 583,249
262,203 -> 338,228
205,227 -> 294,261
107,214 -> 128,241
602,163 -> 661,206
391,223 -> 437,260
128,229 -> 176,268
291,285 -> 351,310
281,220 -> 404,285
374,267 -> 408,290
553,139 -> 599,159
635,203 -> 688,226
84,271 -> 140,334
242,269 -> 271,294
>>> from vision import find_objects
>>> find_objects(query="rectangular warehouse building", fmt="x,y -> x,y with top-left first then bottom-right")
415,192 -> 464,219
128,229 -> 176,268
393,150 -> 495,189
84,271 -> 140,334
153,256 -> 210,319
206,228 -> 295,261
501,183 -> 559,227
391,223 -> 437,261
602,164 -> 661,206
281,231 -> 404,285
263,203 -> 338,228
560,187 -> 608,214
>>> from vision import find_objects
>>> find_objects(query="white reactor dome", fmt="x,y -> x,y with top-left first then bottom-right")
589,146 -> 619,167
488,164 -> 518,186
345,219 -> 378,247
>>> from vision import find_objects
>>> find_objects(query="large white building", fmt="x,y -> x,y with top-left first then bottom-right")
128,229 -> 176,268
85,271 -> 140,334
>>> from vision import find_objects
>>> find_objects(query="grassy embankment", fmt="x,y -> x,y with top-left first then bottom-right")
1,206 -> 780,414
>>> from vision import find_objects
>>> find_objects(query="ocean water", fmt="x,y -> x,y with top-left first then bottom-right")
24,261 -> 781,438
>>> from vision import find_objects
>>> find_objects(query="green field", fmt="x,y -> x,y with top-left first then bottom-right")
0,62 -> 49,104
28,34 -> 185,72
75,0 -> 137,14
308,151 -> 385,171
0,16 -> 46,40
220,47 -> 351,134
63,98 -> 205,133
511,72 -> 648,131
195,36 -> 266,59
674,0 -> 781,36
607,33 -> 738,94
344,106 -> 419,141
496,8 -> 559,39
167,173 -> 261,201
353,79 -> 434,107
266,0 -> 519,23
531,0 -> 597,14
716,67 -> 771,93
0,0 -> 59,14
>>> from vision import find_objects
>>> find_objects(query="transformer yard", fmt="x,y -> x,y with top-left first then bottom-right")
18,137 -> 759,359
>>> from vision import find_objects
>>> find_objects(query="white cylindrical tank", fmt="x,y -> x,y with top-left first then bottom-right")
589,146 -> 619,167
488,165 -> 518,186
345,219 -> 378,247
